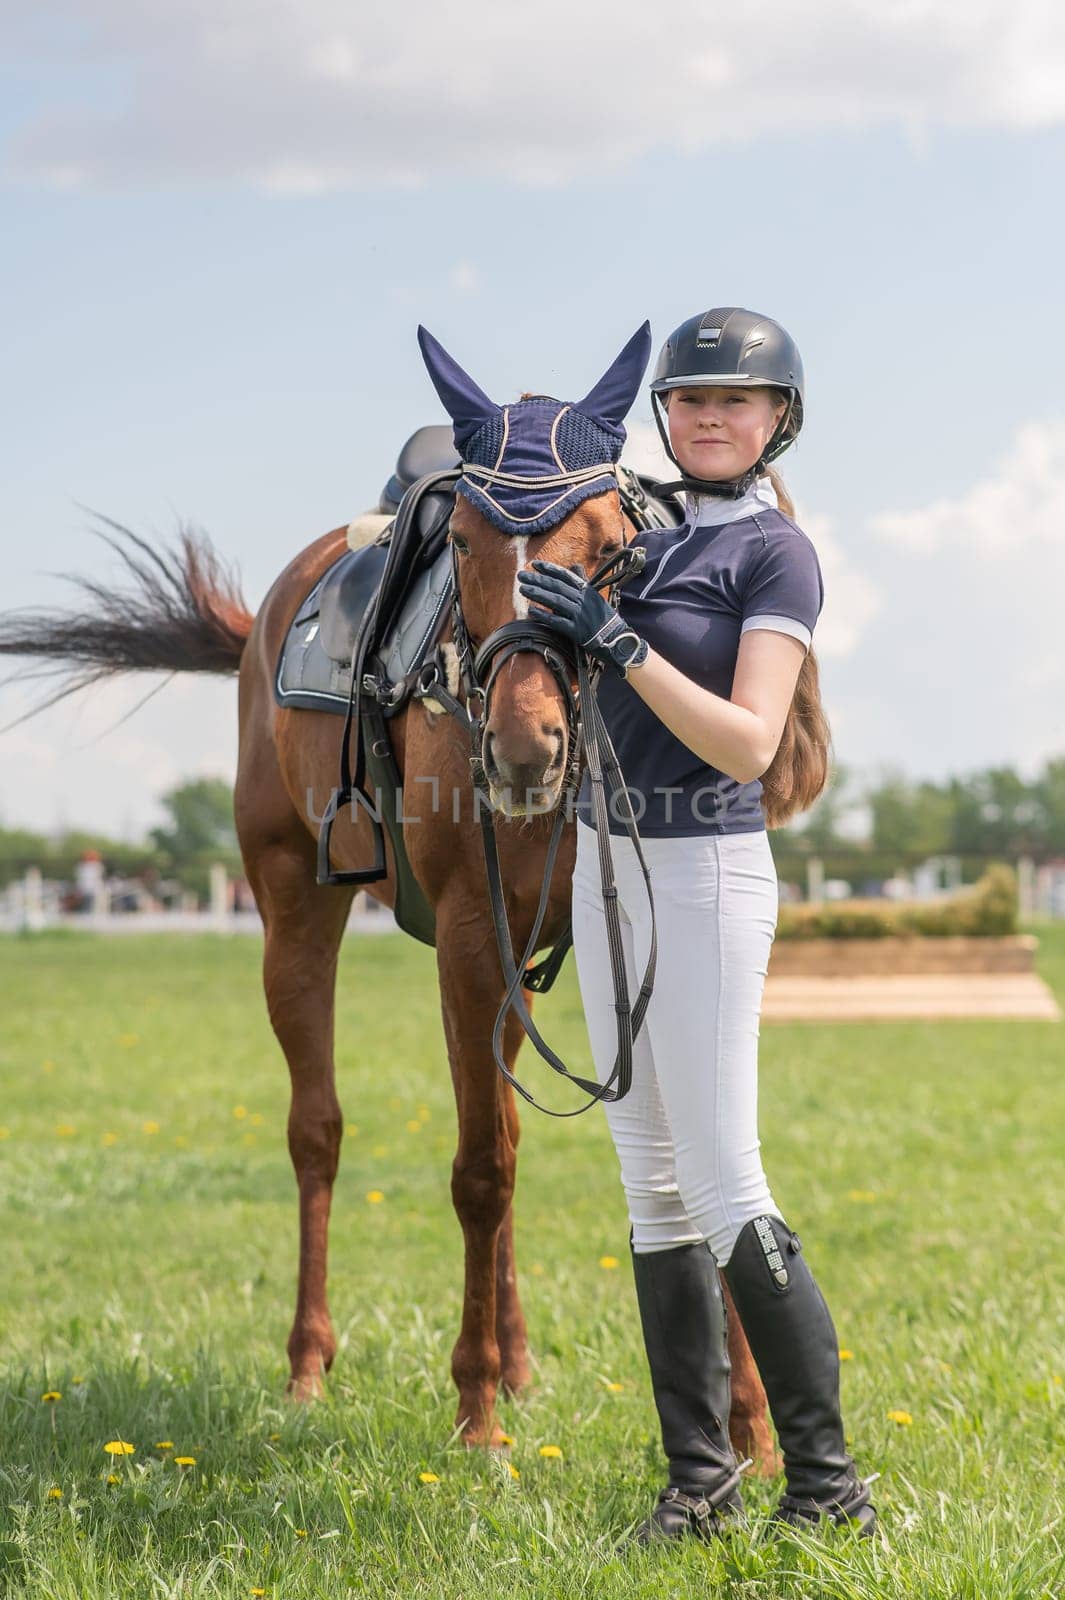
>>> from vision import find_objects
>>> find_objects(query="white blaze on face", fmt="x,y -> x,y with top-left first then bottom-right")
512,536 -> 530,619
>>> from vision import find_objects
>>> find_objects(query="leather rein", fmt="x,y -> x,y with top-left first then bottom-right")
418,474 -> 664,1118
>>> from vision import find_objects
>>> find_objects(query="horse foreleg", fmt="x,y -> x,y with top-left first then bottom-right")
722,1273 -> 781,1476
437,922 -> 527,1447
495,1201 -> 532,1397
251,834 -> 354,1400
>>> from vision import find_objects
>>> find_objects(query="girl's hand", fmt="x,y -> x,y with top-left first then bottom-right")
516,560 -> 647,677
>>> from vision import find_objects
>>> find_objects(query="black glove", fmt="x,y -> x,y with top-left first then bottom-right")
516,560 -> 649,678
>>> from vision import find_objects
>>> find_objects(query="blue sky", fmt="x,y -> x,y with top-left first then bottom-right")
2,3 -> 1064,836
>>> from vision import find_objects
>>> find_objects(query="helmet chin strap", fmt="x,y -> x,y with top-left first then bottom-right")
650,392 -> 785,502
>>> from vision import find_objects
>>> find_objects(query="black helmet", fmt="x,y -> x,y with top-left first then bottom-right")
650,307 -> 804,496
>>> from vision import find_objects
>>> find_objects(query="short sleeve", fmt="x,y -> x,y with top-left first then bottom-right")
740,530 -> 824,653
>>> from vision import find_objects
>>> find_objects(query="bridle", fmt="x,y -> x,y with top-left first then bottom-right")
417,478 -> 660,1119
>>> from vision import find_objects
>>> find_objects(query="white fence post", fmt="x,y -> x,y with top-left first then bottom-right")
22,866 -> 44,932
209,863 -> 229,932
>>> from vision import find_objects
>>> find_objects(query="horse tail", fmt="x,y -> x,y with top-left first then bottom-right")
0,518 -> 254,724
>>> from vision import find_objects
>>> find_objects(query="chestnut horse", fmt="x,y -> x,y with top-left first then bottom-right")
0,342 -> 777,1473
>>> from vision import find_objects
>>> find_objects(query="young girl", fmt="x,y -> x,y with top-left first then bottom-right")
517,307 -> 876,1544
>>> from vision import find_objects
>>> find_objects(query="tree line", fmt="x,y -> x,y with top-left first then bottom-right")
1,757 -> 1063,894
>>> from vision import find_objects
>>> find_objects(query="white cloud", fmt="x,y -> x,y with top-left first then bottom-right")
0,674 -> 237,837
449,260 -> 480,295
870,418 -> 1065,555
5,1 -> 1064,190
797,512 -> 882,660
847,416 -> 1065,778
620,420 -> 672,481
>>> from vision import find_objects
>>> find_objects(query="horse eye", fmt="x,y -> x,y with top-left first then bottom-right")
599,544 -> 623,559
450,533 -> 470,555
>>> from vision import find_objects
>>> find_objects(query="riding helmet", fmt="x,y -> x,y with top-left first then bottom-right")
650,307 -> 804,494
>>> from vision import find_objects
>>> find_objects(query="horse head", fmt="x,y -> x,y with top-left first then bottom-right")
418,322 -> 651,815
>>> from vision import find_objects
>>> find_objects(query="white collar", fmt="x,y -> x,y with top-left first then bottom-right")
685,474 -> 779,528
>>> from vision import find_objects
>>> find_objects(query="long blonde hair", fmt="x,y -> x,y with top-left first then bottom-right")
758,465 -> 833,827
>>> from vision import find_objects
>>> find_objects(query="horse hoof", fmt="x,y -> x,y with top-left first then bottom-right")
286,1371 -> 326,1403
456,1415 -> 511,1450
499,1365 -> 533,1400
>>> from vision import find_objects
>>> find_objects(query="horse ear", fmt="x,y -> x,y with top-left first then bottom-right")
575,321 -> 653,429
417,326 -> 501,449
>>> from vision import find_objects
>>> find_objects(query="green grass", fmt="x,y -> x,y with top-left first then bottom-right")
1,925 -> 1063,1598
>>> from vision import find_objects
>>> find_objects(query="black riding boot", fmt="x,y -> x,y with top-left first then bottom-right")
722,1214 -> 876,1534
628,1239 -> 746,1545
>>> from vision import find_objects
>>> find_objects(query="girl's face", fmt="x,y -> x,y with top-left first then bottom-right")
665,385 -> 787,480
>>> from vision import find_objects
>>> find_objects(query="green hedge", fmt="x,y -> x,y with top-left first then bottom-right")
776,861 -> 1018,940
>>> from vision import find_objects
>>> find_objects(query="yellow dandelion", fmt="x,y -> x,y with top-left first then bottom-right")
389,1096 -> 403,1111
418,1472 -> 440,1484
107,1474 -> 121,1486
156,1441 -> 174,1450
118,1033 -> 139,1047
42,1058 -> 56,1073
498,1432 -> 515,1446
538,1444 -> 563,1459
41,1391 -> 62,1403
887,1409 -> 913,1427
599,1255 -> 619,1270
233,1105 -> 248,1120
250,1112 -> 264,1126
406,1119 -> 421,1133
530,1263 -> 545,1276
839,1349 -> 855,1362
142,1120 -> 160,1135
0,1127 -> 10,1140
55,1123 -> 76,1137
847,1190 -> 877,1203
242,1132 -> 257,1146
506,1461 -> 520,1480
940,1361 -> 953,1374
267,1433 -> 281,1442
372,1143 -> 388,1158
603,1380 -> 624,1393
417,1105 -> 430,1122
345,1123 -> 359,1136
294,1527 -> 307,1538
104,1440 -> 135,1456
101,1131 -> 118,1146
1053,1375 -> 1062,1386
72,1376 -> 84,1385
366,1190 -> 385,1204
174,1456 -> 196,1467
47,1487 -> 63,1500
250,1591 -> 267,1597
173,1135 -> 188,1148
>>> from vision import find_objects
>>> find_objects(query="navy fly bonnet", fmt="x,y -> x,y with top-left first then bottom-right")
417,323 -> 652,536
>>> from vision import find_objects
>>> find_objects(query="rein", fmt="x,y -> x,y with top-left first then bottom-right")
421,496 -> 660,1119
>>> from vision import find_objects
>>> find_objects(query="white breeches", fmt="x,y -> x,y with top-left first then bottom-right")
571,817 -> 785,1266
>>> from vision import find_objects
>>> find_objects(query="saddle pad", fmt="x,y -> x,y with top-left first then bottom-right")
275,539 -> 453,716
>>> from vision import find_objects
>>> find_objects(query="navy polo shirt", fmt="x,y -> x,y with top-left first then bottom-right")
574,486 -> 824,837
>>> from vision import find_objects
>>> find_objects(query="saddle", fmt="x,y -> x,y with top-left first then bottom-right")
274,430 -> 683,952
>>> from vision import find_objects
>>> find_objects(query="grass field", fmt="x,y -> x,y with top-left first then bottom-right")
1,924 -> 1063,1599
